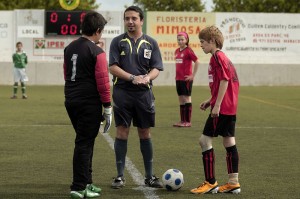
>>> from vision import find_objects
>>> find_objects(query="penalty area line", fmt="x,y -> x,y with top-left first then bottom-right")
101,132 -> 160,199
237,126 -> 300,130
240,95 -> 300,112
0,124 -> 300,131
0,124 -> 299,130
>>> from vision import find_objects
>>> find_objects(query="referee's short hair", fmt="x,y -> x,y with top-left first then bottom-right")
81,11 -> 107,36
124,6 -> 144,20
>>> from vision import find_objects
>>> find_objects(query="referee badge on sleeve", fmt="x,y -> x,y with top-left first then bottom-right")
144,49 -> 152,59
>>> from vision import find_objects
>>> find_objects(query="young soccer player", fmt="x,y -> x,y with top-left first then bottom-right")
173,32 -> 200,127
64,11 -> 111,199
11,42 -> 28,99
190,26 -> 241,194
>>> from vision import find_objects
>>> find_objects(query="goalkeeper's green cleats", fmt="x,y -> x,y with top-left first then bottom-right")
70,187 -> 100,199
70,190 -> 85,199
86,184 -> 102,193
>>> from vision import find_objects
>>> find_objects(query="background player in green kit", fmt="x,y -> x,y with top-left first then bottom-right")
11,42 -> 28,99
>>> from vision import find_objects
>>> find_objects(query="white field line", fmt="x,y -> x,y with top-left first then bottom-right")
0,122 -> 160,198
101,131 -> 160,199
236,126 -> 300,130
240,95 -> 300,112
0,124 -> 300,130
0,124 -> 71,127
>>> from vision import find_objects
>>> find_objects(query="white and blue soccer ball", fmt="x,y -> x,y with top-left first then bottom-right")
162,169 -> 184,191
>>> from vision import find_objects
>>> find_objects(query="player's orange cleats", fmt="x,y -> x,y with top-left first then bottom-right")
218,183 -> 241,194
190,181 -> 218,194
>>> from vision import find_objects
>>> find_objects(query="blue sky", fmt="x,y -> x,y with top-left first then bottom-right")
96,0 -> 214,11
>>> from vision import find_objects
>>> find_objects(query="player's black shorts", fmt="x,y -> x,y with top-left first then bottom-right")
176,80 -> 193,96
112,86 -> 155,128
203,114 -> 236,137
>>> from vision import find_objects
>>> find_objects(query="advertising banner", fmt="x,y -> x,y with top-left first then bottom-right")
33,38 -> 75,61
15,9 -> 44,38
0,11 -> 14,62
146,12 -> 215,63
1,10 -> 300,64
216,13 -> 300,64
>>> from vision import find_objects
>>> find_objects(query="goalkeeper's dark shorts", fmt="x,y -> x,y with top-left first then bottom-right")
176,80 -> 193,96
65,102 -> 102,141
203,114 -> 236,137
112,86 -> 155,128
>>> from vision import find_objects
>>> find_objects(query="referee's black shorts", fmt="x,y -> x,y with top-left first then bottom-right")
176,80 -> 193,96
203,114 -> 236,137
112,86 -> 155,128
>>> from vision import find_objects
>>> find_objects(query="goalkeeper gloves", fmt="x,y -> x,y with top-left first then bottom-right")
102,106 -> 112,133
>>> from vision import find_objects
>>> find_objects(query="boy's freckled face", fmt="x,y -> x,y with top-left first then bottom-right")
200,39 -> 213,54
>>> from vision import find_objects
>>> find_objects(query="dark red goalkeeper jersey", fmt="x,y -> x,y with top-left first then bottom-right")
63,37 -> 111,106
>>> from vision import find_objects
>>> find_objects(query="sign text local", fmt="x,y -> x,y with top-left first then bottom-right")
17,26 -> 44,38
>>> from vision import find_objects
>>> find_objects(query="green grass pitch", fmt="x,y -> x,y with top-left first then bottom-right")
0,85 -> 299,199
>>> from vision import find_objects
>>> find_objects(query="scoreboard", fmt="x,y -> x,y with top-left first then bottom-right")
45,11 -> 86,36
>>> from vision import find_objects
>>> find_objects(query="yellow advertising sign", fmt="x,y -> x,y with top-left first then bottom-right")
146,12 -> 216,63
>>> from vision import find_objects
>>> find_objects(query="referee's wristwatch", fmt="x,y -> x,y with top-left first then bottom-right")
129,74 -> 135,82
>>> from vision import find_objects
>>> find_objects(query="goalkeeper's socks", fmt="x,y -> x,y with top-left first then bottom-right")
114,138 -> 127,177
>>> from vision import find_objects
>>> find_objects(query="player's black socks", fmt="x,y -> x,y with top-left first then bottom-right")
180,105 -> 185,122
185,103 -> 192,123
114,138 -> 127,177
140,138 -> 153,178
202,148 -> 216,184
226,145 -> 239,173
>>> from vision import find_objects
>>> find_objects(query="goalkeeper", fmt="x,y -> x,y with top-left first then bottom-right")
63,11 -> 112,199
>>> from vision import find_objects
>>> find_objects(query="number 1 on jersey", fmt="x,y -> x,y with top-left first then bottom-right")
71,54 -> 78,81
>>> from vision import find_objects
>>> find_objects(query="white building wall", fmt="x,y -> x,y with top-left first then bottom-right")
1,62 -> 299,86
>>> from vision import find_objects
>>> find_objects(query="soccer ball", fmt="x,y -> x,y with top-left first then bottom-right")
162,169 -> 184,191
